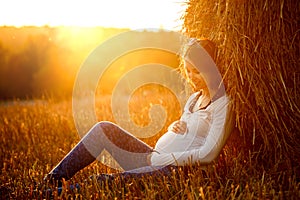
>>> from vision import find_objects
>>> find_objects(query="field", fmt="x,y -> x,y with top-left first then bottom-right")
0,97 -> 299,199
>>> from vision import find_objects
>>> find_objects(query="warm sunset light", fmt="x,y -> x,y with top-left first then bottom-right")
0,0 -> 186,30
1,0 -> 299,198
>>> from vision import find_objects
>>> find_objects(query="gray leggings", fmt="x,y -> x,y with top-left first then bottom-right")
82,121 -> 154,170
48,121 -> 159,180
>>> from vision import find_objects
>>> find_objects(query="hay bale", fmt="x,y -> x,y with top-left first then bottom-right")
182,0 -> 300,168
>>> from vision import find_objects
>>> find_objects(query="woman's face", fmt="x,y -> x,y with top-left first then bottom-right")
184,61 -> 207,90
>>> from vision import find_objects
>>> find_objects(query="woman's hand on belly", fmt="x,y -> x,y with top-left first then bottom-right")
168,120 -> 187,135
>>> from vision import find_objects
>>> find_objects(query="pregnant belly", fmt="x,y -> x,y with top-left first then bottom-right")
155,131 -> 205,153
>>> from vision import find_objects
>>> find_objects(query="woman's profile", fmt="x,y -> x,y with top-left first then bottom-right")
44,38 -> 232,184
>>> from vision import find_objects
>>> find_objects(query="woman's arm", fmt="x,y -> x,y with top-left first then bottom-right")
150,144 -> 219,167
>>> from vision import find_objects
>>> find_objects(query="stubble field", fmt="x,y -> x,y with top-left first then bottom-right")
0,97 -> 299,199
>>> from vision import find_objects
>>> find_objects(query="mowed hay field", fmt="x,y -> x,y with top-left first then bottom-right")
0,97 -> 299,199
1,0 -> 300,199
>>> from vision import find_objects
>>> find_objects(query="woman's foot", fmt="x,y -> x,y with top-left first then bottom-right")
90,173 -> 115,183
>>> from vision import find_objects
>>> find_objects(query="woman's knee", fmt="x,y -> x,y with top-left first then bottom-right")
86,121 -> 117,138
94,121 -> 117,130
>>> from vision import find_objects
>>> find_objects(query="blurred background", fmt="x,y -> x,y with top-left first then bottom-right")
0,0 -> 186,100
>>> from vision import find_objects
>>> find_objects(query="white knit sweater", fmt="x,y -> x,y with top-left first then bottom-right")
151,92 -> 230,166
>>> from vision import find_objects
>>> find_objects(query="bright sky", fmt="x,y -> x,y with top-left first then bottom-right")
0,0 -> 187,30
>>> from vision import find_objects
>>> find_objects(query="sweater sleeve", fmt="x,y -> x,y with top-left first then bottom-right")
151,138 -> 222,166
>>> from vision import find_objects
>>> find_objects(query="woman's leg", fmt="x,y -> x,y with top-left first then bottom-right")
45,121 -> 153,181
94,165 -> 175,184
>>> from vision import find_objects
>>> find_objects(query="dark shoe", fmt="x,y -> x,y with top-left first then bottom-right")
96,173 -> 115,182
89,173 -> 116,187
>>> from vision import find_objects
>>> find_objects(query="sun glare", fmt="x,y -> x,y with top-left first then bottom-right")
0,0 -> 186,30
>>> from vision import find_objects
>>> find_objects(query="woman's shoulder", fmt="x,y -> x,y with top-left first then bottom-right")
206,94 -> 229,112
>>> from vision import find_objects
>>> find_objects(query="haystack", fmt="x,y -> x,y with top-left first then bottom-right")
182,0 -> 299,168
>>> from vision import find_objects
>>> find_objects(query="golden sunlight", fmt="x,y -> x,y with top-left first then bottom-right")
0,0 -> 186,30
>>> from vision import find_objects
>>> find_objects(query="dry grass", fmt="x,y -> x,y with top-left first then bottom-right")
0,98 -> 299,199
0,1 -> 299,198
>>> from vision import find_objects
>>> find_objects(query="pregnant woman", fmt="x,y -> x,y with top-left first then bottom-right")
44,38 -> 232,182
